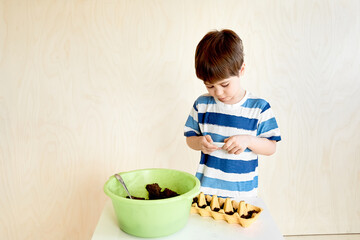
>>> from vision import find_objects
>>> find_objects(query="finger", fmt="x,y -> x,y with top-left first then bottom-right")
234,149 -> 244,155
203,140 -> 218,150
227,143 -> 239,154
203,146 -> 217,154
205,135 -> 213,143
207,143 -> 219,150
224,138 -> 229,143
222,140 -> 230,150
223,141 -> 234,151
228,146 -> 239,154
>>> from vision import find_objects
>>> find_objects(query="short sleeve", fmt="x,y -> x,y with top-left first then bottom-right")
256,103 -> 281,141
184,101 -> 201,137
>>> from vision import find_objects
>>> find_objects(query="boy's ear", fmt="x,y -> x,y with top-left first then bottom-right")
239,63 -> 245,76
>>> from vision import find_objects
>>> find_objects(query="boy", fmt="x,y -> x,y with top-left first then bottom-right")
184,29 -> 281,199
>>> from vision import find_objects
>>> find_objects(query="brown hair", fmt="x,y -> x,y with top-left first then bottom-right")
195,29 -> 244,83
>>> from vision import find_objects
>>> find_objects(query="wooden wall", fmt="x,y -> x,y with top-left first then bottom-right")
0,0 -> 359,239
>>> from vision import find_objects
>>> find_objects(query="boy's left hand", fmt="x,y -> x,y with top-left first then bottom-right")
223,135 -> 252,155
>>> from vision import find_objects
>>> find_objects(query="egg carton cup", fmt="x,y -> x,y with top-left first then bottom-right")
190,192 -> 262,227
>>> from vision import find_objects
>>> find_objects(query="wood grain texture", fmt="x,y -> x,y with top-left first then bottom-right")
0,0 -> 359,239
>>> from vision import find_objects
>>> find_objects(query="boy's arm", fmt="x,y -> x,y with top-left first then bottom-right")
223,135 -> 276,156
247,136 -> 277,156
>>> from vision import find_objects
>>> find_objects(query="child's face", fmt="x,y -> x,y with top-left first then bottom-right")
204,75 -> 243,104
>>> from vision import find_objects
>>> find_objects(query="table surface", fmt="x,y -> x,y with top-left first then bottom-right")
92,197 -> 284,240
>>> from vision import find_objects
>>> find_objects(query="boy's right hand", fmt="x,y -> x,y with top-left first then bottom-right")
199,135 -> 220,154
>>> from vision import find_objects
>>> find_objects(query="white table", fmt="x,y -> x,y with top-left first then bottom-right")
92,198 -> 284,240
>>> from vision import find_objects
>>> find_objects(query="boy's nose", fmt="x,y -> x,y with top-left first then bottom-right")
215,88 -> 223,96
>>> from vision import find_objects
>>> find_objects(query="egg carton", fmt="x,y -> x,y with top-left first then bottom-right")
190,192 -> 262,227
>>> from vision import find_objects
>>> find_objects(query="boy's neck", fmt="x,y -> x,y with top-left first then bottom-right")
237,88 -> 246,103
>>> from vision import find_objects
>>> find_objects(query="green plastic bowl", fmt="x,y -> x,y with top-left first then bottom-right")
104,168 -> 200,238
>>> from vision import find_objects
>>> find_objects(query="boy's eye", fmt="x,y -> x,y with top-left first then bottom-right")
206,85 -> 214,89
221,83 -> 229,87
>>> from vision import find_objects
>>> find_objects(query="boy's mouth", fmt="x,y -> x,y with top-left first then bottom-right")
218,97 -> 228,102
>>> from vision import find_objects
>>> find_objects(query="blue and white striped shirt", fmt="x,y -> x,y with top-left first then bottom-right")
184,92 -> 281,199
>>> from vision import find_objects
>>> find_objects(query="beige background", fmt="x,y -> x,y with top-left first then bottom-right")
1,0 -> 359,239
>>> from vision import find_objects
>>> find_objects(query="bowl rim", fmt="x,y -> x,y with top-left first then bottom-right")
104,168 -> 200,205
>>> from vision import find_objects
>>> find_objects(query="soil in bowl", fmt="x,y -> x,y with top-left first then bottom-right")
125,183 -> 179,200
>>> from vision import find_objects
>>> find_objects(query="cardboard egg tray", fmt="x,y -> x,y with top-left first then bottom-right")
190,192 -> 262,227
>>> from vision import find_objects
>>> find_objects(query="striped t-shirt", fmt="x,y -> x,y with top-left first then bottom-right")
184,91 -> 281,199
